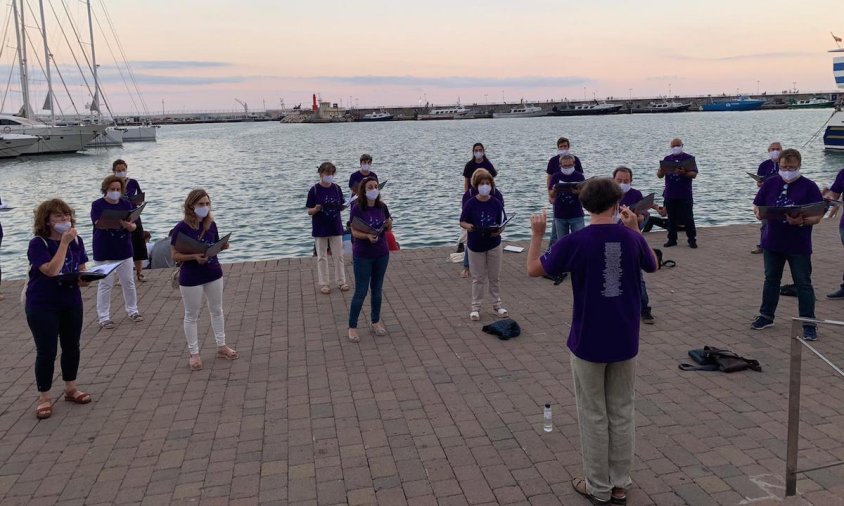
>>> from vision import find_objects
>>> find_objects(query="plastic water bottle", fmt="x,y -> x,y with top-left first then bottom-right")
543,403 -> 552,432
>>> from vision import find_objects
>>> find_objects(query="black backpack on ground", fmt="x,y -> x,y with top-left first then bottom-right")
679,346 -> 762,373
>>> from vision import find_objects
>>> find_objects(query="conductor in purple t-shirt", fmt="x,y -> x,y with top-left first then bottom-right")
527,178 -> 657,505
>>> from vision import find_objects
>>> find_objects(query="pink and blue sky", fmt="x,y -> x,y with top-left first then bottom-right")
5,0 -> 843,113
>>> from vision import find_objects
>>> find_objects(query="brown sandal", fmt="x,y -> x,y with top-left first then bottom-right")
572,477 -> 610,505
36,401 -> 52,419
64,389 -> 92,404
611,487 -> 627,505
217,346 -> 239,360
189,354 -> 203,371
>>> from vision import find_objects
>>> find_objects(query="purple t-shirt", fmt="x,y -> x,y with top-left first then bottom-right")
306,183 -> 345,237
350,202 -> 391,259
171,220 -> 224,287
26,236 -> 89,311
620,188 -> 644,208
462,187 -> 504,206
546,154 -> 584,175
463,159 -> 497,180
91,197 -> 133,261
460,196 -> 506,253
549,171 -> 585,219
348,170 -> 378,192
830,168 -> 844,229
125,178 -> 143,208
753,175 -> 823,255
540,224 -> 657,363
757,159 -> 778,178
661,152 -> 697,200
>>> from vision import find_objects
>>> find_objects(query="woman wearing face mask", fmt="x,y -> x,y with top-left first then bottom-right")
459,176 -> 505,278
752,149 -> 823,341
349,154 -> 378,196
112,159 -> 148,282
348,177 -> 392,342
25,199 -> 93,419
460,169 -> 508,321
463,142 -> 497,192
91,175 -> 142,329
170,189 -> 238,370
307,162 -> 348,294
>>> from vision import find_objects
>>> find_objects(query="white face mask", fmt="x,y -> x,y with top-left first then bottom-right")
478,184 -> 492,196
360,164 -> 371,173
194,205 -> 210,218
53,222 -> 71,234
619,183 -> 631,193
769,150 -> 781,160
671,146 -> 683,155
114,171 -> 127,178
365,189 -> 379,201
558,149 -> 569,157
106,191 -> 121,202
561,167 -> 576,176
779,169 -> 800,183
473,151 -> 484,160
321,175 -> 334,184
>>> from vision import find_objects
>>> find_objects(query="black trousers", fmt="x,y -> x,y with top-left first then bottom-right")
26,305 -> 83,392
665,198 -> 696,242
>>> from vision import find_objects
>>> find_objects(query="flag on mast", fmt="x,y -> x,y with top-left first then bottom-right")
833,32 -> 843,47
42,91 -> 53,111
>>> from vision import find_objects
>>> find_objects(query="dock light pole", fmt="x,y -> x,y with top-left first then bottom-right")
757,80 -> 760,94
628,88 -> 632,100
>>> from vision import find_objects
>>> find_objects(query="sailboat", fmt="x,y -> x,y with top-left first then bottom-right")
823,48 -> 844,151
2,0 -> 104,155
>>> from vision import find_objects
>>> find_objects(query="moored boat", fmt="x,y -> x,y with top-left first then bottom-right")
0,115 -> 104,154
630,100 -> 691,114
0,133 -> 40,158
492,104 -> 546,118
788,97 -> 835,109
701,96 -> 764,111
548,101 -> 622,116
417,105 -> 469,120
823,50 -> 844,151
357,111 -> 394,122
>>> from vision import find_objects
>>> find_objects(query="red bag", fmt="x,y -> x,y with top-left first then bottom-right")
385,230 -> 400,251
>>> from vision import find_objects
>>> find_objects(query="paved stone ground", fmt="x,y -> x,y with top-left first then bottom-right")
0,221 -> 843,506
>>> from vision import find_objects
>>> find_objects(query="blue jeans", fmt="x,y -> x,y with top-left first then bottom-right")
549,219 -> 558,245
759,250 -> 815,321
463,249 -> 469,269
640,273 -> 650,311
758,221 -> 766,248
839,227 -> 844,288
554,217 -> 585,241
349,254 -> 389,328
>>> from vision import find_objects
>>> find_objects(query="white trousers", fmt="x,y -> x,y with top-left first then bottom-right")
96,258 -> 138,322
315,236 -> 346,287
179,277 -> 226,355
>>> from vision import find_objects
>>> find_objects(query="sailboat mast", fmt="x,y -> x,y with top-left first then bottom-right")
86,0 -> 100,121
12,0 -> 32,118
38,0 -> 55,124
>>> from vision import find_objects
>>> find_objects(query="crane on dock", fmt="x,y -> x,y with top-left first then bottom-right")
234,99 -> 248,116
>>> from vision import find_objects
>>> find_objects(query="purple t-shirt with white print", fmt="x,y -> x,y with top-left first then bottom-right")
26,236 -> 89,311
306,183 -> 345,237
548,171 -> 585,219
171,220 -> 224,287
350,201 -> 391,259
349,170 -> 378,193
830,168 -> 844,229
540,224 -> 657,363
753,175 -> 823,255
91,197 -> 133,261
460,196 -> 506,253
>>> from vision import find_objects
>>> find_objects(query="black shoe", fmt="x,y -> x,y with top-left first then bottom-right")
688,240 -> 697,249
803,325 -> 817,341
827,288 -> 844,300
663,240 -> 677,248
641,308 -> 654,324
750,316 -> 774,330
553,273 -> 568,285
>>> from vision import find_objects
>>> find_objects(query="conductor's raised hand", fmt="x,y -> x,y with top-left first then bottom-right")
60,227 -> 78,245
530,210 -> 547,237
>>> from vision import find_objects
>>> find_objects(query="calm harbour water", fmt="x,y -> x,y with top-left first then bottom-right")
1,109 -> 843,279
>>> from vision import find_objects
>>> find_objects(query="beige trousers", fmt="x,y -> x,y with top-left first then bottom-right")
467,245 -> 503,312
315,236 -> 346,287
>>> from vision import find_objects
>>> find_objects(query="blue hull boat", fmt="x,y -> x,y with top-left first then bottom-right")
702,97 -> 765,111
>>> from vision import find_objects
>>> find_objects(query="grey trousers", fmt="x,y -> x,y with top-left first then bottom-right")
467,245 -> 503,312
570,353 -> 636,501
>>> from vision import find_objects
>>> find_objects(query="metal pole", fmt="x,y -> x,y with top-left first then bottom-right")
86,0 -> 100,120
785,320 -> 803,497
12,0 -> 32,118
38,0 -> 55,125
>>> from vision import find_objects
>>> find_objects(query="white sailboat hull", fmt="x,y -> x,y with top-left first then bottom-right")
122,125 -> 158,142
0,134 -> 40,158
1,123 -> 104,154
86,127 -> 125,148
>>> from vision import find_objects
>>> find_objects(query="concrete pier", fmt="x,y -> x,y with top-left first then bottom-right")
0,221 -> 842,504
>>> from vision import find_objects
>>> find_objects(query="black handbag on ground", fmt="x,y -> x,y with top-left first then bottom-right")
679,346 -> 762,373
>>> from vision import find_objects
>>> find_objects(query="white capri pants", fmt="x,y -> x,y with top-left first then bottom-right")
179,277 -> 226,355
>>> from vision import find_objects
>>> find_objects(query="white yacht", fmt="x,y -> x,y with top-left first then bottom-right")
823,49 -> 844,151
357,111 -> 394,122
121,125 -> 158,142
0,133 -> 40,158
417,105 -> 469,120
0,115 -> 104,154
493,105 -> 546,118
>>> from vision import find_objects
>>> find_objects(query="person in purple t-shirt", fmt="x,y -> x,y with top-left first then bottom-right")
308,162 -> 348,294
614,166 -> 656,324
751,149 -> 823,340
545,137 -> 584,245
823,167 -> 844,299
656,138 -> 698,248
349,153 -> 378,195
25,199 -> 93,419
91,175 -> 142,329
463,142 -> 497,192
170,189 -> 238,370
548,154 -> 586,241
112,159 -> 149,282
460,184 -> 504,278
348,177 -> 393,343
751,142 -> 783,254
527,178 -> 657,506
460,169 -> 508,321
